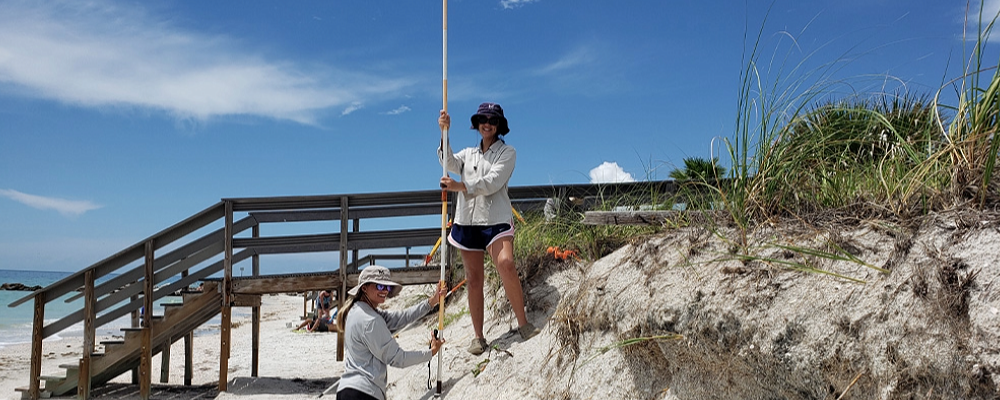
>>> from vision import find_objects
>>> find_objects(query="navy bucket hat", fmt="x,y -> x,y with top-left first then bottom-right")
470,102 -> 510,135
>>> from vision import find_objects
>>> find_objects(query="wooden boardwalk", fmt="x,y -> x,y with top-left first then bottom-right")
9,181 -> 681,400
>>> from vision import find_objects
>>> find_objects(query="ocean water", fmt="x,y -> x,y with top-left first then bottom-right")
1,269 -> 79,348
0,269 -> 239,349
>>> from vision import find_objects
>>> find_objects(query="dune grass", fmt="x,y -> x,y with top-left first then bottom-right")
481,4 -> 1000,291
723,5 -> 999,230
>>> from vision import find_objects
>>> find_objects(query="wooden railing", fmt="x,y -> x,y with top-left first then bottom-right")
7,180 -> 680,400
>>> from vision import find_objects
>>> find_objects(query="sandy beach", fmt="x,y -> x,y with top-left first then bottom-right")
0,281 -> 558,400
0,293 -> 348,400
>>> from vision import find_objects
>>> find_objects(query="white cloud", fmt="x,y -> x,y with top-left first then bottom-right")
968,1 -> 1000,41
0,1 -> 411,125
383,105 -> 411,115
983,0 -> 1000,18
342,102 -> 364,116
0,189 -> 102,217
534,46 -> 596,76
527,43 -> 626,96
589,162 -> 636,184
500,0 -> 539,10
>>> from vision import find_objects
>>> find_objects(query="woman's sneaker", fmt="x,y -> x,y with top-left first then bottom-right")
517,323 -> 540,340
468,337 -> 488,355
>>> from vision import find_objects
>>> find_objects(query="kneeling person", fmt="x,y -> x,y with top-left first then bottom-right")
336,266 -> 447,400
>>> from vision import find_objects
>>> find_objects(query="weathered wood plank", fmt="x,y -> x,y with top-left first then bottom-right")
219,306 -> 231,392
184,333 -> 193,386
140,241 -> 154,400
338,196 -> 348,363
220,200 -> 233,393
251,233 -> 260,379
29,293 -> 44,400
79,269 -> 95,399
139,328 -> 151,399
582,210 -> 727,226
371,268 -> 442,286
159,337 -> 170,383
232,275 -> 340,294
228,268 -> 441,295
232,294 -> 261,307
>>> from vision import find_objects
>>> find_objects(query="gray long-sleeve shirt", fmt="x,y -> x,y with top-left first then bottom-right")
337,300 -> 433,400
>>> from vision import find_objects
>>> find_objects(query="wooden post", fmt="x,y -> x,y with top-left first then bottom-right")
181,261 -> 191,385
160,337 -> 171,383
337,196 -> 349,362
251,224 -> 260,378
78,269 -> 95,400
184,333 -> 193,386
219,200 -> 233,392
130,293 -> 139,384
28,292 -> 45,400
352,218 -> 360,271
140,240 -> 154,400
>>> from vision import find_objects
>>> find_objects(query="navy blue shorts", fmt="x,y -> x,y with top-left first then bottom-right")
337,388 -> 377,400
448,222 -> 515,251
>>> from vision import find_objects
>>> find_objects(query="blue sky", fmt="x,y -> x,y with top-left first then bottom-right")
0,0 -> 992,273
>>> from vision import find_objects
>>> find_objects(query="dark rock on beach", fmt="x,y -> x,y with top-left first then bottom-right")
1,282 -> 43,291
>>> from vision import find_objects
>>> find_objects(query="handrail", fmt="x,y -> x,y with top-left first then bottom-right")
222,181 -> 680,211
62,216 -> 258,304
91,250 -> 251,331
8,202 -> 226,308
347,254 -> 429,271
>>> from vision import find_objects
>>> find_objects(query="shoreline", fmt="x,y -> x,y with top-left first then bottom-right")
0,299 -> 252,353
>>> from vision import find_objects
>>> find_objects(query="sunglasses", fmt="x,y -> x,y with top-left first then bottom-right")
473,116 -> 501,126
371,283 -> 391,291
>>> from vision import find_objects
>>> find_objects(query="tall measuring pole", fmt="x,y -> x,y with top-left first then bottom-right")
435,0 -> 448,396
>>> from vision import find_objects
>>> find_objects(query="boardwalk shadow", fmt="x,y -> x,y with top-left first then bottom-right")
227,376 -> 337,396
83,382 -> 219,399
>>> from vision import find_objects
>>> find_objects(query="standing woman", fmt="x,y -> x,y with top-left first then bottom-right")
437,102 -> 539,356
336,266 -> 447,400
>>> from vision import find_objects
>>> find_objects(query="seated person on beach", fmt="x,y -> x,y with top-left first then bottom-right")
295,314 -> 336,332
316,290 -> 334,320
309,306 -> 338,331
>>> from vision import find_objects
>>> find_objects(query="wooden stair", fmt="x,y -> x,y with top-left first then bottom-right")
30,282 -> 223,397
